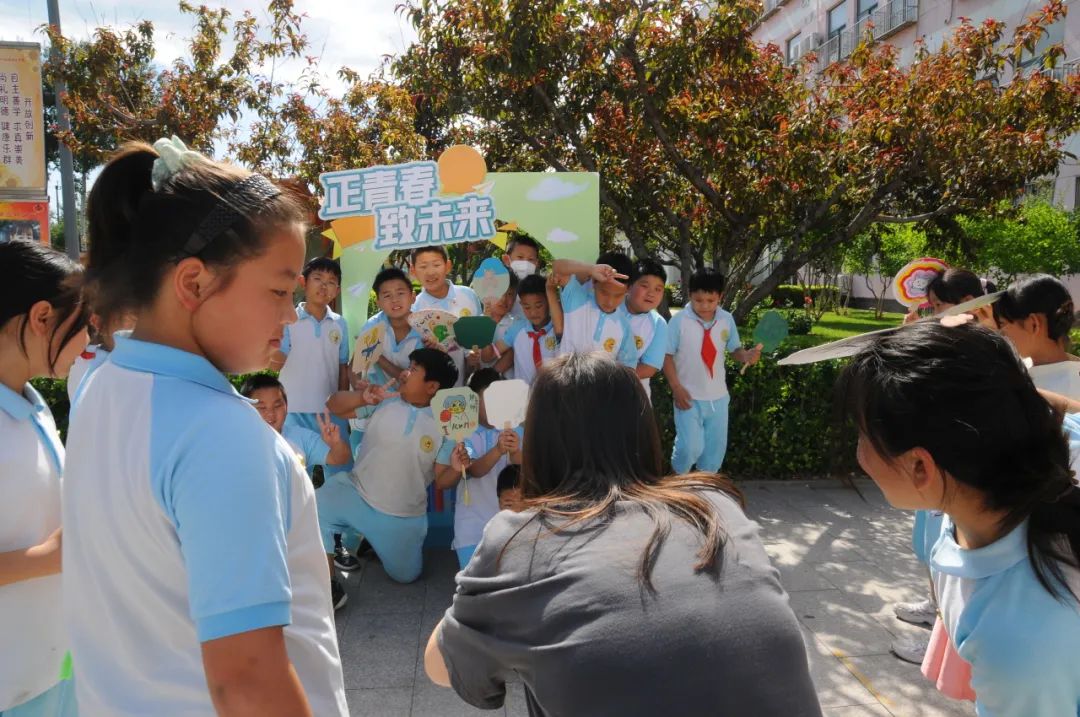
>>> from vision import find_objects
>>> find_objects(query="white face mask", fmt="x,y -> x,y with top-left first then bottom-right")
510,260 -> 537,280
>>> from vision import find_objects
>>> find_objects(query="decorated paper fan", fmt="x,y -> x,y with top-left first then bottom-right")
433,386 -> 481,505
471,257 -> 511,304
408,309 -> 459,350
453,316 -> 498,349
351,323 -> 386,376
484,379 -> 529,429
892,257 -> 949,309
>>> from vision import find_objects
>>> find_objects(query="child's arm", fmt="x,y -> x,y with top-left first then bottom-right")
731,345 -> 762,366
546,273 -> 564,337
551,259 -> 627,288
316,413 -> 352,466
493,348 -> 514,375
663,354 -> 693,410
338,364 -> 350,392
434,443 -> 472,490
1041,389 -> 1080,413
325,383 -> 396,419
636,319 -> 669,380
202,628 -> 313,717
0,527 -> 61,587
478,339 -> 510,364
376,356 -> 403,379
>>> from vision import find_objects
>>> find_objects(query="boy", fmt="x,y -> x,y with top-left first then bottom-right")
241,375 -> 354,609
432,369 -> 522,568
624,258 -> 669,399
552,251 -> 638,368
411,246 -> 482,386
664,268 -> 760,474
323,349 -> 464,584
502,235 -> 543,320
272,256 -> 351,444
481,274 -> 558,384
497,465 -> 524,512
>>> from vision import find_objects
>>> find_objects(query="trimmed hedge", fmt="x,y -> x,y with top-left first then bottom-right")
34,350 -> 859,480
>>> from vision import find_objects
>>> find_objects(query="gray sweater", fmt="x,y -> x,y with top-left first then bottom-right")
438,489 -> 823,716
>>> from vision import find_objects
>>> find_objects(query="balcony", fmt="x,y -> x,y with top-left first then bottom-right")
1039,60 -> 1080,82
817,0 -> 918,71
760,0 -> 789,21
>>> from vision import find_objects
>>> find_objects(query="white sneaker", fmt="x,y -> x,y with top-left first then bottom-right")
891,635 -> 930,664
892,598 -> 936,627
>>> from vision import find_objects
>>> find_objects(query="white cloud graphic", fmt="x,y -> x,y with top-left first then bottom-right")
527,176 -> 589,202
546,228 -> 580,244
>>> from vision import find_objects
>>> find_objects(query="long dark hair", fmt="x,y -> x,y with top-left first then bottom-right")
511,353 -> 743,592
0,238 -> 88,374
994,274 -> 1075,343
926,268 -> 987,304
838,321 -> 1080,601
85,141 -> 306,323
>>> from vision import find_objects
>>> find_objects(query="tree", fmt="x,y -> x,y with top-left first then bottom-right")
841,224 -> 928,318
392,0 -> 1080,320
960,199 -> 1080,286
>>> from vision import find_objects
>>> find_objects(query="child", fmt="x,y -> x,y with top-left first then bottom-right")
502,234 -> 543,320
496,464 -> 524,512
482,274 -> 558,384
624,258 -> 669,399
839,319 -> 1080,715
64,139 -> 347,715
411,246 -> 483,386
664,268 -> 760,473
241,374 -> 354,609
323,348 -> 465,584
468,272 -> 519,378
273,256 -> 351,465
995,274 -> 1080,399
66,309 -> 136,403
434,369 -> 522,569
552,252 -> 638,368
903,268 -> 994,325
0,239 -> 87,717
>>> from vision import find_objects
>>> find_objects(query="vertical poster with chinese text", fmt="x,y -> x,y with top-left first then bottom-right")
0,43 -> 46,193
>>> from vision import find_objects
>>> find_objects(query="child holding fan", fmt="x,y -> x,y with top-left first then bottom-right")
840,319 -> 1080,715
63,138 -> 347,716
0,239 -> 87,717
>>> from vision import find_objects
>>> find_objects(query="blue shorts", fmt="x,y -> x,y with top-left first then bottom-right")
316,473 -> 427,583
1,679 -> 77,717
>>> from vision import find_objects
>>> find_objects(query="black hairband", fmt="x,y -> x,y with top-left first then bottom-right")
175,174 -> 282,259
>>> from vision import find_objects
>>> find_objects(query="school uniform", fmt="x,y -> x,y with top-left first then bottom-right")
0,383 -> 75,716
454,425 -> 524,569
666,308 -> 741,473
483,315 -> 516,379
412,282 -> 482,387
915,511 -> 1080,716
62,336 -> 347,716
283,422 -> 349,475
318,398 -> 454,583
1029,360 -> 1080,400
349,312 -> 423,453
66,344 -> 110,404
279,302 -> 350,435
503,318 -> 558,385
557,277 -> 637,367
625,305 -> 669,400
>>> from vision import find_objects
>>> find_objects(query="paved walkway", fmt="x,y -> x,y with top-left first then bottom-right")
333,480 -> 974,717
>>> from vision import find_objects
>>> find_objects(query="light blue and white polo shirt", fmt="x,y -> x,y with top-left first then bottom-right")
0,382 -> 66,712
503,318 -> 558,385
455,425 -> 524,550
62,336 -> 347,716
412,282 -> 482,387
665,307 -> 741,401
363,311 -> 423,386
66,344 -> 110,403
279,302 -> 350,414
625,306 -> 668,398
351,397 -> 455,518
557,277 -> 637,367
916,511 -> 1080,716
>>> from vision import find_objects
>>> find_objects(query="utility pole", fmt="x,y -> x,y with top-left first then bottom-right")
46,0 -> 80,260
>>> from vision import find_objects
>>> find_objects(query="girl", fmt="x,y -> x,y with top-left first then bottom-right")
61,138 -> 348,716
994,274 -> 1080,399
840,320 -> 1080,715
425,353 -> 822,716
0,239 -> 87,717
903,268 -> 994,325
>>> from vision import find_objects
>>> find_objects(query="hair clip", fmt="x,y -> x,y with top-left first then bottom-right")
151,135 -> 208,191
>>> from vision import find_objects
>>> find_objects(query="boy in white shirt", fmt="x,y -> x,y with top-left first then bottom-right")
324,348 -> 466,583
663,268 -> 760,473
411,246 -> 483,386
624,258 -> 669,400
271,257 -> 351,454
482,274 -> 559,384
552,252 -> 637,368
501,235 -> 543,320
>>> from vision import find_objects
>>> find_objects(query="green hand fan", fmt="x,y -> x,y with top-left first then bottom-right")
453,316 -> 498,349
741,310 -> 788,375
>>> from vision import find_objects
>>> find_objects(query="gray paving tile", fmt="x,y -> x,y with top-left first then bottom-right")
790,589 -> 897,657
823,705 -> 893,716
410,684 -> 505,717
800,625 -> 881,709
351,561 -> 428,614
345,687 -> 413,717
340,612 -> 422,689
844,654 -> 974,717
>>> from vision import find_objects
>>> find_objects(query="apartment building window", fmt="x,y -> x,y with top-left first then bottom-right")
857,0 -> 878,19
828,1 -> 849,38
787,32 -> 803,63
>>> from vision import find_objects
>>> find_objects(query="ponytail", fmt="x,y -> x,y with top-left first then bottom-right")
994,274 -> 1075,343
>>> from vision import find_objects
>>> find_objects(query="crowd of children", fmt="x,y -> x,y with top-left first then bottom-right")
2,134 -> 1080,716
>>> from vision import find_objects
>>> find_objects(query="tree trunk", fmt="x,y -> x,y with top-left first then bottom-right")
731,254 -> 803,324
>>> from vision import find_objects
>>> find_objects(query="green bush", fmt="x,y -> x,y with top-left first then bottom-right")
664,284 -> 686,308
771,284 -> 839,309
30,378 -> 71,439
650,356 -> 859,479
784,311 -> 813,336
